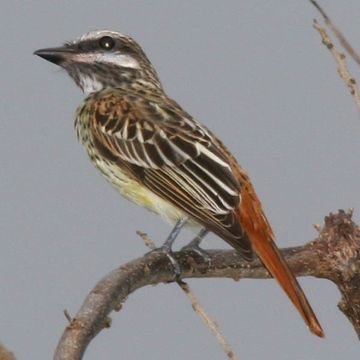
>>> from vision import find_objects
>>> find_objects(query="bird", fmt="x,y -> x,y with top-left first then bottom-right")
34,30 -> 324,337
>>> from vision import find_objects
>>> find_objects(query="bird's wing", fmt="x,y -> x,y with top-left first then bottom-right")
83,89 -> 252,258
81,89 -> 324,335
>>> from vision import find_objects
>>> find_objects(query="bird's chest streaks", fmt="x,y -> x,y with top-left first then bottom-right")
75,105 -> 134,194
75,104 -> 189,225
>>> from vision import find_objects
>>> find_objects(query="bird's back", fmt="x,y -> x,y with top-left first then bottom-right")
75,87 -> 255,258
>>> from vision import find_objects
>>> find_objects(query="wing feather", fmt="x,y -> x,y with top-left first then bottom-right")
86,89 -> 252,256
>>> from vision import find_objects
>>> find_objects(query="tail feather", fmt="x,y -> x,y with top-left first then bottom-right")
237,184 -> 324,337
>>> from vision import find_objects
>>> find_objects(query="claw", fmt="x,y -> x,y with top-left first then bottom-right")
147,218 -> 188,281
147,245 -> 182,280
181,243 -> 212,268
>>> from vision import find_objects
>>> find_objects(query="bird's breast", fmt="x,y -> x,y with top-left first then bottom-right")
74,104 -> 197,229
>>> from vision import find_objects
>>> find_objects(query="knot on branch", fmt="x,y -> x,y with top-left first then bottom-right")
312,209 -> 360,336
313,209 -> 360,283
54,209 -> 360,358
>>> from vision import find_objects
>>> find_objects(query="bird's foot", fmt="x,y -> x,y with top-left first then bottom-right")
146,218 -> 188,282
147,244 -> 183,282
181,238 -> 212,268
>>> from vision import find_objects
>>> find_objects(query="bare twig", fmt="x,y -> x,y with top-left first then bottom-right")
136,230 -> 156,250
310,1 -> 360,112
54,210 -> 360,360
178,282 -> 238,360
314,20 -> 360,110
310,0 -> 360,65
63,310 -> 72,323
136,230 -> 239,360
313,20 -> 360,111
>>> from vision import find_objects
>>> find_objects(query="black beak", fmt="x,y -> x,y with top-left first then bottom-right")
34,46 -> 76,65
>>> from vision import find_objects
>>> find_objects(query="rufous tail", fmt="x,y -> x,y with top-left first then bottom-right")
237,184 -> 324,337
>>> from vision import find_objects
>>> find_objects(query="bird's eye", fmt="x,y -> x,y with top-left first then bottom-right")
99,36 -> 115,51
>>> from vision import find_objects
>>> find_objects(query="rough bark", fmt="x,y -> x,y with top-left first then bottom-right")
54,210 -> 360,360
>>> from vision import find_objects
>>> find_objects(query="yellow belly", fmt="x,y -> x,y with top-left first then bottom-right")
92,156 -> 200,230
75,103 -> 200,231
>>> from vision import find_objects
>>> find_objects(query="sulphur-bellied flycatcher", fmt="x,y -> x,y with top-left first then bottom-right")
34,30 -> 324,337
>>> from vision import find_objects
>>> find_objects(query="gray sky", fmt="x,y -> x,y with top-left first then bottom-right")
1,1 -> 360,359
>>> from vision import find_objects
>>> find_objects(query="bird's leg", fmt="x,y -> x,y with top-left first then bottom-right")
162,217 -> 188,251
182,228 -> 209,249
149,217 -> 188,280
181,228 -> 211,266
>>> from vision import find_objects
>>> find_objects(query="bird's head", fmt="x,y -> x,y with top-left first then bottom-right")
34,30 -> 162,95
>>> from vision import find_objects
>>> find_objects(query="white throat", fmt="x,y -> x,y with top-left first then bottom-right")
79,75 -> 104,95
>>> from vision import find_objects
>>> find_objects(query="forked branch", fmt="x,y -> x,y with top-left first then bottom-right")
54,210 -> 360,360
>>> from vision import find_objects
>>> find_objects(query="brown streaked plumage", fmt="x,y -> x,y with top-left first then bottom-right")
34,30 -> 324,337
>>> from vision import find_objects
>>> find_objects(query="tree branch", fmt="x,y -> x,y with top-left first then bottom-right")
54,210 -> 360,359
312,21 -> 360,112
310,0 -> 360,66
137,231 -> 239,360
